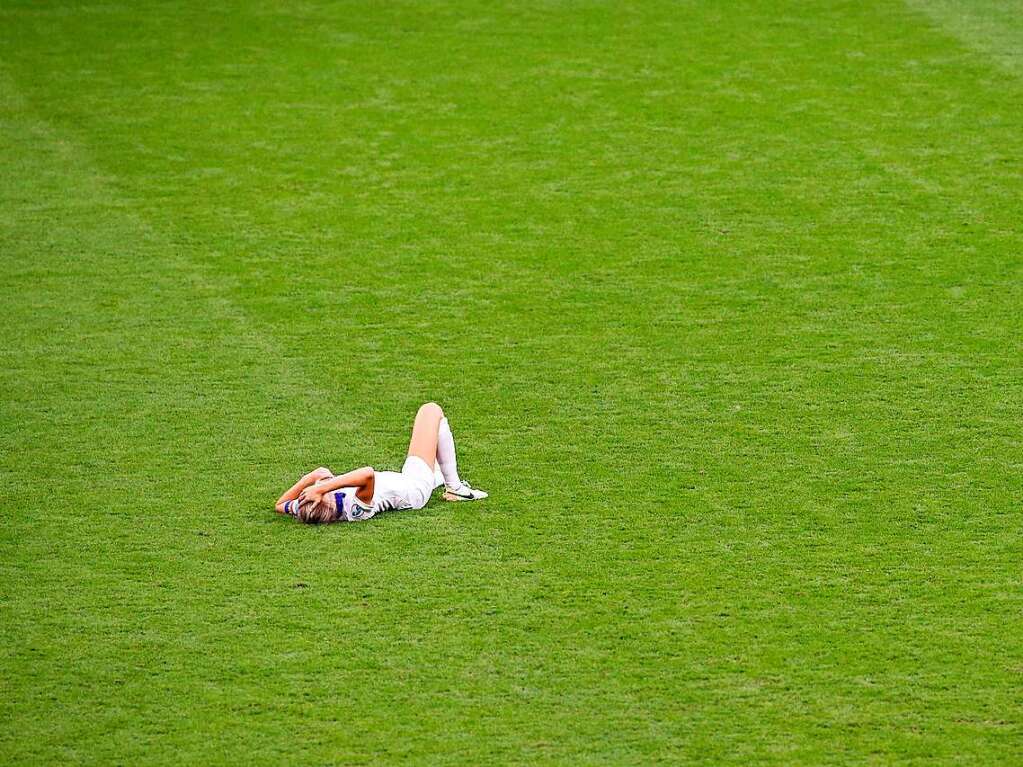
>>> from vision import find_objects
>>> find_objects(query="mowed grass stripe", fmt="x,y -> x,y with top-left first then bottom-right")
907,0 -> 1023,76
1,1 -> 1022,764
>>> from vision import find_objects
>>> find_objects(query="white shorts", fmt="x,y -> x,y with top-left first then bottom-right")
369,456 -> 439,513
399,455 -> 437,509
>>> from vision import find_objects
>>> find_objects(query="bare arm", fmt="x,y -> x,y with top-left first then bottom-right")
299,466 -> 375,506
275,467 -> 332,513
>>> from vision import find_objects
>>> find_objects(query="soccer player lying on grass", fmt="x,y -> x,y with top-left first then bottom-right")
275,402 -> 488,524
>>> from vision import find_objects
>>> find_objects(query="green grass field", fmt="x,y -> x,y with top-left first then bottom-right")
2,1 -> 1021,764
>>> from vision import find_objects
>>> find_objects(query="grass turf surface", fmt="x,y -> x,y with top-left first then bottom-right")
1,1 -> 1021,763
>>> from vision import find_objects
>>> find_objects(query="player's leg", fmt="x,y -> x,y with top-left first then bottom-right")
399,402 -> 443,509
406,401 -> 443,466
435,412 -> 488,502
435,415 -> 463,491
406,402 -> 487,502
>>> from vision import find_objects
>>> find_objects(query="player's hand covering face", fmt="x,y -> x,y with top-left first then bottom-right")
299,484 -> 324,506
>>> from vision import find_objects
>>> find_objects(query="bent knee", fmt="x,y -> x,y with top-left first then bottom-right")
418,401 -> 443,419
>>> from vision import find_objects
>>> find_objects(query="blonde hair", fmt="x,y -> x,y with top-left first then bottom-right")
296,496 -> 341,525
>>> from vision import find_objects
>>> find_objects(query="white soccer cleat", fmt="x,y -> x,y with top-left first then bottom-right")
443,481 -> 488,502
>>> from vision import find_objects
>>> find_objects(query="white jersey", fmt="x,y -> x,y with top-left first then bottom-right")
335,457 -> 441,522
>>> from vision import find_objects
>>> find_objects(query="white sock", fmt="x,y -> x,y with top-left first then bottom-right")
436,417 -> 462,491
